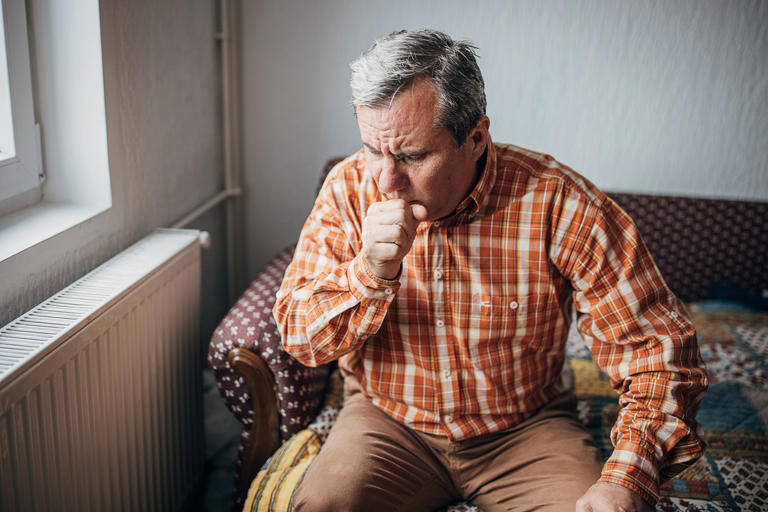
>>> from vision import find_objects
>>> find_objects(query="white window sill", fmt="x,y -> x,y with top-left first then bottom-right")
0,200 -> 110,263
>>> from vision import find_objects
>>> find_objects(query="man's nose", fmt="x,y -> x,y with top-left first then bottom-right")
377,156 -> 409,195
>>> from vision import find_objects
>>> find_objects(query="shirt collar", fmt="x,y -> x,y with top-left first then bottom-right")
451,136 -> 497,224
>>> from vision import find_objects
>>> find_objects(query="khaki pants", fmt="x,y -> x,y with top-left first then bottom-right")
292,376 -> 603,512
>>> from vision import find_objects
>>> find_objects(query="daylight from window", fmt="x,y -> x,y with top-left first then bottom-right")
0,2 -> 16,163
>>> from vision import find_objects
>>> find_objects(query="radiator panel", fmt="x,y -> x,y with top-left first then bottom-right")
0,229 -> 205,512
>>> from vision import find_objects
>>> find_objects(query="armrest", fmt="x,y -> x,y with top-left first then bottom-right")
207,244 -> 332,505
227,347 -> 280,498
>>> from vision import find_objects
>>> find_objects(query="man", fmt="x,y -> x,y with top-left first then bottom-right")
273,29 -> 707,511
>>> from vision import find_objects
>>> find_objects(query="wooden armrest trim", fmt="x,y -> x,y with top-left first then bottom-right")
227,347 -> 281,497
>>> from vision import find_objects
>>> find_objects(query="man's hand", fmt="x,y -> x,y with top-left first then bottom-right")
575,482 -> 652,512
361,199 -> 428,280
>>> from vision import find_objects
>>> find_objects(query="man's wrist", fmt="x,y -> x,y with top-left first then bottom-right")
597,475 -> 657,508
349,255 -> 402,295
577,481 -> 653,512
371,263 -> 401,281
363,254 -> 402,281
601,438 -> 661,505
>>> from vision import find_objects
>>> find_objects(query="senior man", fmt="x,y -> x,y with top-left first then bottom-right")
273,29 -> 707,512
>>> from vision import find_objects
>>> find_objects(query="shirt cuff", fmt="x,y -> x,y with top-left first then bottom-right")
599,440 -> 661,506
347,254 -> 401,302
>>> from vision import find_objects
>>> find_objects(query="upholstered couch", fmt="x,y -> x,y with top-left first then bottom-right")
208,157 -> 768,511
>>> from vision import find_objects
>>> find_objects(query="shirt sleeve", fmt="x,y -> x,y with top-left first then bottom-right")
550,187 -> 709,505
272,168 -> 399,367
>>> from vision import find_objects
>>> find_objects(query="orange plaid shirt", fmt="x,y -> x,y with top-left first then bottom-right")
273,141 -> 708,503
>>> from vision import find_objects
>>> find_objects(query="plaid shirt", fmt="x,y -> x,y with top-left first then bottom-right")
273,141 -> 708,503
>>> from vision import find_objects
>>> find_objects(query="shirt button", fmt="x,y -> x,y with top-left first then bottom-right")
444,414 -> 454,423
433,269 -> 443,280
509,301 -> 518,310
384,288 -> 393,295
433,221 -> 441,227
669,311 -> 678,318
442,369 -> 452,380
436,319 -> 445,328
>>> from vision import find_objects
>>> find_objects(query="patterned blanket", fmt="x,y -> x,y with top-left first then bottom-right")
243,305 -> 768,512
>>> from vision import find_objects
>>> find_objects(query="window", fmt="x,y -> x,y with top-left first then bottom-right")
0,0 -> 111,263
0,0 -> 42,215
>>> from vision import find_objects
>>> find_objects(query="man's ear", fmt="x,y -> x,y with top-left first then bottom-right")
468,116 -> 490,161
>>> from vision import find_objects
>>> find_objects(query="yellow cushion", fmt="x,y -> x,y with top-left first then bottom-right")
242,429 -> 323,512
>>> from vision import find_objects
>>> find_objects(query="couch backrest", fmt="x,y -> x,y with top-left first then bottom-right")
610,193 -> 767,303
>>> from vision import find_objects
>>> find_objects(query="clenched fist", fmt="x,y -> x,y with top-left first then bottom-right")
361,199 -> 428,280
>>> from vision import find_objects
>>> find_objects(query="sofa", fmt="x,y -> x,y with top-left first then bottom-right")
208,157 -> 768,511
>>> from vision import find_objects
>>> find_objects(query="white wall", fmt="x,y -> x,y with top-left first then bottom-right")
0,0 -> 228,353
241,0 -> 768,277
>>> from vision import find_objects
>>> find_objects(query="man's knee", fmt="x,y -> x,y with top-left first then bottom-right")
291,460 -> 367,512
292,447 -> 454,512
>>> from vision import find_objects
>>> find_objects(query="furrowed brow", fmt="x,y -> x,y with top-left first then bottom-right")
363,142 -> 425,160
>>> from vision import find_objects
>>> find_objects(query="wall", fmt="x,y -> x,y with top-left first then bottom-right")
0,0 -> 228,356
240,0 -> 768,277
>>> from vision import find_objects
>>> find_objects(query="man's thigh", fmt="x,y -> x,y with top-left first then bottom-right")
457,392 -> 604,512
292,381 -> 459,512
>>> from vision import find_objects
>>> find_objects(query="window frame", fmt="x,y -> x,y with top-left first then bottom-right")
0,0 -> 42,211
0,0 -> 112,265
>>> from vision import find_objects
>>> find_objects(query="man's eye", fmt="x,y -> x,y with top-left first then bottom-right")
404,154 -> 424,163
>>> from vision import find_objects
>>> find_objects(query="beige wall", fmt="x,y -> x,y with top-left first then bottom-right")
240,0 -> 768,279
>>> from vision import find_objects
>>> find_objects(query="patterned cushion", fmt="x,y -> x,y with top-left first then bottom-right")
244,305 -> 768,512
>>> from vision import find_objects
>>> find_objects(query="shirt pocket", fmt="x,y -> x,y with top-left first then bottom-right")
467,292 -> 552,352
467,293 -> 516,341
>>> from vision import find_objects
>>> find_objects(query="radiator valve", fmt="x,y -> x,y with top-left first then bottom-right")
198,231 -> 211,249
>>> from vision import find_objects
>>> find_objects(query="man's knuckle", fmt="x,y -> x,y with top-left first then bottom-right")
384,245 -> 399,259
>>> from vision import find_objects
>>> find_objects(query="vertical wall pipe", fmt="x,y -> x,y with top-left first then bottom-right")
219,0 -> 242,303
171,0 -> 243,303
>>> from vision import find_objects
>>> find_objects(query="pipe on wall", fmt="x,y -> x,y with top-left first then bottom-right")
172,0 -> 243,305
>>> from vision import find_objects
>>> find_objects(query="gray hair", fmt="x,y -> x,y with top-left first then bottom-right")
350,29 -> 486,147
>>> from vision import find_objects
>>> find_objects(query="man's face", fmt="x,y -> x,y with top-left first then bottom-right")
356,79 -> 489,222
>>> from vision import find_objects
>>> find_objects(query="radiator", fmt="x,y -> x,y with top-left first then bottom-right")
0,228 -> 206,512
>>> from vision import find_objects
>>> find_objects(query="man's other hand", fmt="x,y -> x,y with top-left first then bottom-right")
361,199 -> 428,280
575,482 -> 652,512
